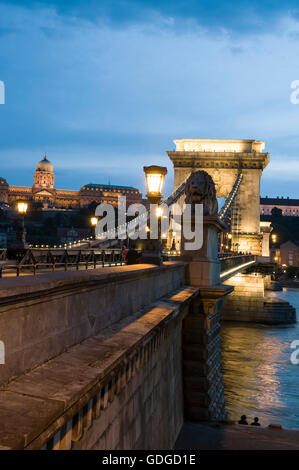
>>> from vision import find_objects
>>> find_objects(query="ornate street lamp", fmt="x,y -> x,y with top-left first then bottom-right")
141,166 -> 167,265
11,201 -> 29,251
143,165 -> 168,204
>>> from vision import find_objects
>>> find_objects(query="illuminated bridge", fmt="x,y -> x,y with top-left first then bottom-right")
0,138 -> 295,451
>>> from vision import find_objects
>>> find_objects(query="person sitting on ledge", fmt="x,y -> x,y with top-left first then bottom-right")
251,417 -> 261,426
238,415 -> 248,425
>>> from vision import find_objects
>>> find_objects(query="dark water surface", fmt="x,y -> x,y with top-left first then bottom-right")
221,288 -> 299,429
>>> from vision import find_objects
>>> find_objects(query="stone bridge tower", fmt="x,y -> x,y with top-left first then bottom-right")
167,139 -> 269,255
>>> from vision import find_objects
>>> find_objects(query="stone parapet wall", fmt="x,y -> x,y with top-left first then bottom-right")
0,262 -> 185,386
0,286 -> 198,450
75,310 -> 184,450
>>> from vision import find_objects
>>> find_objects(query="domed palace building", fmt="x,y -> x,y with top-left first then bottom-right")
0,156 -> 143,209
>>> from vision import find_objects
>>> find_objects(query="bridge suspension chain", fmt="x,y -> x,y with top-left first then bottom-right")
218,172 -> 243,223
162,180 -> 187,207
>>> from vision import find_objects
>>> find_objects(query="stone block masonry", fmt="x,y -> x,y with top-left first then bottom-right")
0,263 -> 199,450
182,285 -> 232,421
0,262 -> 185,387
222,273 -> 296,324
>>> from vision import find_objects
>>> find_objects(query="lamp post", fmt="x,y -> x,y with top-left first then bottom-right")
141,165 -> 167,265
11,201 -> 29,251
171,231 -> 176,251
90,216 -> 98,240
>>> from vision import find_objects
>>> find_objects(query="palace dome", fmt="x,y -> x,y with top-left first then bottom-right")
0,177 -> 8,186
36,156 -> 54,173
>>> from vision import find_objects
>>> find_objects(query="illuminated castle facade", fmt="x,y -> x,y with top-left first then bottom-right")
0,156 -> 143,209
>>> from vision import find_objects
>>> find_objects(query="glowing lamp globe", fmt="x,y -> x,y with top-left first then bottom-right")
143,166 -> 167,203
17,201 -> 28,214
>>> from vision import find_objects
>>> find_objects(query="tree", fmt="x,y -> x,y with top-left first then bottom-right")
271,207 -> 283,218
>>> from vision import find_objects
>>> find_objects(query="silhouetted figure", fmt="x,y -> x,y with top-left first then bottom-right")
238,415 -> 248,425
251,417 -> 261,426
121,245 -> 128,263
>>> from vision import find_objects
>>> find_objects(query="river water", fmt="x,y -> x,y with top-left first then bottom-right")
221,288 -> 299,429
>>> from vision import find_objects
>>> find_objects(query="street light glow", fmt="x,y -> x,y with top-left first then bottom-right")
17,201 -> 28,214
156,207 -> 163,218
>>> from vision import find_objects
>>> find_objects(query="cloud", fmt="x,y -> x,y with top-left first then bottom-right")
0,2 -> 298,197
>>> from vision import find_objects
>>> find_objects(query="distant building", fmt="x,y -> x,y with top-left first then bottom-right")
260,197 -> 299,216
0,156 -> 144,210
275,240 -> 299,266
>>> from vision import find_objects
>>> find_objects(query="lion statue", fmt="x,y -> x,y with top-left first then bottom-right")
184,170 -> 218,216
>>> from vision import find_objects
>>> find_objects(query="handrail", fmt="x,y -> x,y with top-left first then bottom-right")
0,248 -> 126,278
219,254 -> 256,280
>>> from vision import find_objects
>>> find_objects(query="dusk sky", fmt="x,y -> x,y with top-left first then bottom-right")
0,0 -> 299,197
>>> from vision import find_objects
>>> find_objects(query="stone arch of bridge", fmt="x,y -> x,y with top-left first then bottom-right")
167,139 -> 270,255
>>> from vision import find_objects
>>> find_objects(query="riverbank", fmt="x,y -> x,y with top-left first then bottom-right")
175,422 -> 299,450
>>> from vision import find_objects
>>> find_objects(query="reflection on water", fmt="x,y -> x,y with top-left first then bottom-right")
221,288 -> 299,429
